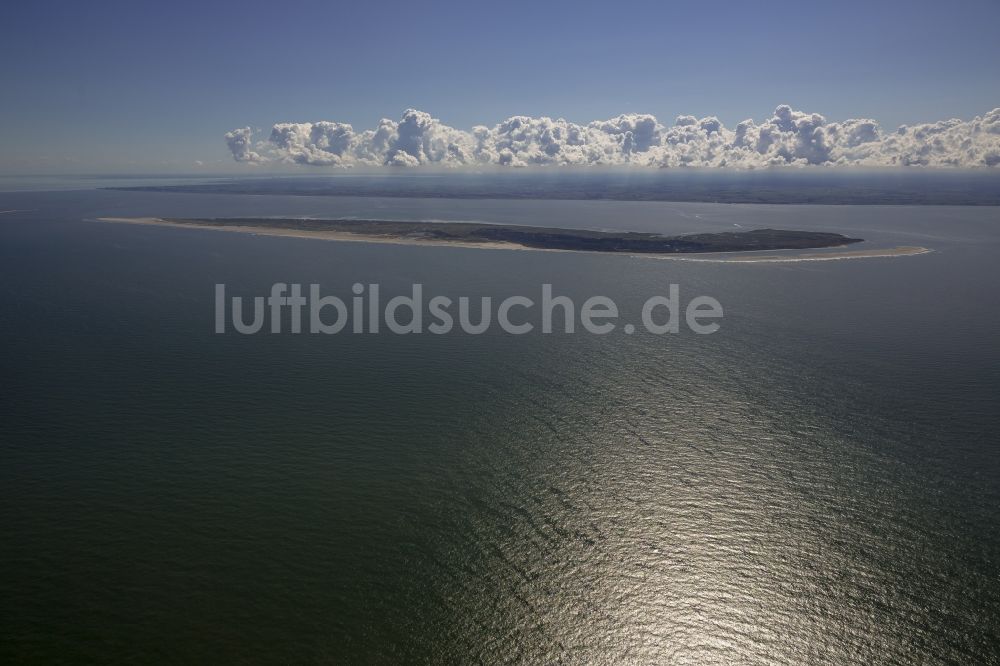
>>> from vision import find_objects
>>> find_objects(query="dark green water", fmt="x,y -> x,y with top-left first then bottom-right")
1,190 -> 999,663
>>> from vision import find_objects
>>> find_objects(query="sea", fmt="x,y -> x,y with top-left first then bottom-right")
1,177 -> 998,663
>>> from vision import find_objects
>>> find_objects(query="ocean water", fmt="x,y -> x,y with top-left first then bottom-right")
1,188 -> 999,663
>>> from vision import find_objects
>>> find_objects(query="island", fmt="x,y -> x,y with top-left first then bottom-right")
96,217 -> 865,254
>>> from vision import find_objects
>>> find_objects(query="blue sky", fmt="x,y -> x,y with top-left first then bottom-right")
2,0 -> 999,172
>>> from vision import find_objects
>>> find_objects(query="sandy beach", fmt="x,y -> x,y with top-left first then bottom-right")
95,217 -> 531,251
648,246 -> 933,263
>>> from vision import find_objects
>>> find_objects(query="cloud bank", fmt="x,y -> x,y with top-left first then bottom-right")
226,106 -> 1000,168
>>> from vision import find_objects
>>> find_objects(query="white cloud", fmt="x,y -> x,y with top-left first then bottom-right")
225,106 -> 1000,168
223,127 -> 262,163
268,121 -> 355,166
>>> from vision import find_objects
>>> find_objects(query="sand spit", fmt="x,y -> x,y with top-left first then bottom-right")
645,246 -> 932,263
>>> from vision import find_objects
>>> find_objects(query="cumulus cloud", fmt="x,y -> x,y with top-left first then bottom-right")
225,106 -> 1000,168
223,127 -> 262,163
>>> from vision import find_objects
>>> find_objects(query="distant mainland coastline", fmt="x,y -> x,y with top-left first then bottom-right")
106,170 -> 1000,205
